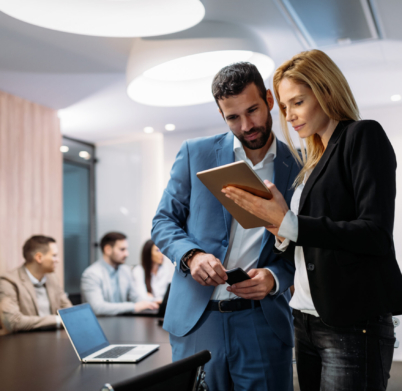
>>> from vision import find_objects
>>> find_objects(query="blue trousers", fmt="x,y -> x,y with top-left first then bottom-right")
294,309 -> 395,391
170,305 -> 293,391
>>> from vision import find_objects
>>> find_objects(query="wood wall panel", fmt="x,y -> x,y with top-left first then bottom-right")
0,91 -> 63,284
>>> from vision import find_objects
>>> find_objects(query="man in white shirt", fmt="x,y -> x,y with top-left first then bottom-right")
0,235 -> 71,334
81,232 -> 158,316
152,63 -> 300,390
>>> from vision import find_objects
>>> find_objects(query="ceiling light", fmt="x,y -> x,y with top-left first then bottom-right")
126,21 -> 275,107
60,146 -> 69,153
165,124 -> 176,131
144,127 -> 154,134
391,94 -> 401,102
120,207 -> 129,216
0,0 -> 204,37
79,151 -> 91,160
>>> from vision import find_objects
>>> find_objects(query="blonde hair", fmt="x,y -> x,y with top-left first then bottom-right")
273,49 -> 360,186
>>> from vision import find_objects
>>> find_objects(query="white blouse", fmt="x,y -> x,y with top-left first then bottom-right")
132,256 -> 174,301
275,176 -> 319,317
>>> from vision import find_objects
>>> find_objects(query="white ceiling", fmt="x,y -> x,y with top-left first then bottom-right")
0,0 -> 401,143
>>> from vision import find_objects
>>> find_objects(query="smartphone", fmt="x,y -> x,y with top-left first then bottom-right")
225,267 -> 251,286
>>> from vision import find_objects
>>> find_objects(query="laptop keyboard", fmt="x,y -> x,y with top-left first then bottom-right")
94,346 -> 136,359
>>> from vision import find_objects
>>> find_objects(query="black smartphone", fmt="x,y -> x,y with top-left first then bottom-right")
225,267 -> 251,286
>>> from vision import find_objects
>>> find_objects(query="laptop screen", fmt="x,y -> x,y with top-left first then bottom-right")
59,304 -> 109,359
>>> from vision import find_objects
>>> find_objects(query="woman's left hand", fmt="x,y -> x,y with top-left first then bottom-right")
222,180 -> 289,230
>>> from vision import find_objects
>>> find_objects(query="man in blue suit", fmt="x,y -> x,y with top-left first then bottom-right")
152,63 -> 299,390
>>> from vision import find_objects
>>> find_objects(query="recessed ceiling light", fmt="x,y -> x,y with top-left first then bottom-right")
165,124 -> 176,131
60,146 -> 69,153
0,0 -> 205,37
79,151 -> 91,160
144,127 -> 154,134
128,51 -> 274,107
391,94 -> 401,102
127,22 -> 275,107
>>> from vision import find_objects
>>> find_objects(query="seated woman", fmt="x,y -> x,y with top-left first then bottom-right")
133,239 -> 174,302
222,49 -> 402,391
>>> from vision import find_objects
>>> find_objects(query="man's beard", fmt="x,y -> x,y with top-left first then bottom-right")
236,114 -> 272,150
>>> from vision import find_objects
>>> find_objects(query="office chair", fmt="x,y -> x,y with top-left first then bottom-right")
100,350 -> 211,391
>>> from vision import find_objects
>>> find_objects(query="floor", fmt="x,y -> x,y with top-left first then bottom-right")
293,360 -> 402,390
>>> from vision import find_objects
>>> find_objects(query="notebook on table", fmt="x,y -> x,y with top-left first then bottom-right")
58,303 -> 159,363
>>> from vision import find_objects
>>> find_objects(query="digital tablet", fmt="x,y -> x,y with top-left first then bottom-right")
196,160 -> 272,229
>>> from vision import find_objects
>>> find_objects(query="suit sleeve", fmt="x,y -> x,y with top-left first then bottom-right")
80,271 -> 135,316
152,141 -> 204,273
297,121 -> 396,256
0,279 -> 58,332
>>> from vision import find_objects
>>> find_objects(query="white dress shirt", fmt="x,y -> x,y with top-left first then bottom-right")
132,256 -> 174,301
25,267 -> 61,326
211,135 -> 279,300
276,172 -> 319,316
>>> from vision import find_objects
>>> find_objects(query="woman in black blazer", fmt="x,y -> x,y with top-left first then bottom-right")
223,49 -> 402,391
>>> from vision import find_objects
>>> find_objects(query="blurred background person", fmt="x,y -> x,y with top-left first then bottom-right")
0,235 -> 71,334
133,239 -> 174,302
81,232 -> 158,316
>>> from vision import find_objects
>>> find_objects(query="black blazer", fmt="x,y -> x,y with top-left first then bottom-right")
279,120 -> 402,326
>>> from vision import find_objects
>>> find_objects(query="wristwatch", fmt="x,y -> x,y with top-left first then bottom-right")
180,249 -> 205,271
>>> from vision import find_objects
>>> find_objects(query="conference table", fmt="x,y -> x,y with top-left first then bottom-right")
0,316 -> 172,391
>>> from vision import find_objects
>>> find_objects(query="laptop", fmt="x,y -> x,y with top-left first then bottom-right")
58,303 -> 159,363
140,283 -> 171,316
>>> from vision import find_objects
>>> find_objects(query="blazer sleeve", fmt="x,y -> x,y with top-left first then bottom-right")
297,121 -> 396,256
80,270 -> 136,316
0,279 -> 58,333
152,141 -> 204,272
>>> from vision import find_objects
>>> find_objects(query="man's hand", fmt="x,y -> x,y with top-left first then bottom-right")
134,301 -> 159,313
187,252 -> 227,287
227,268 -> 275,300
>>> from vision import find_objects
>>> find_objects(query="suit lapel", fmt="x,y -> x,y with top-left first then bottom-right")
298,144 -> 336,213
118,267 -> 127,301
215,132 -> 235,238
19,267 -> 40,315
46,276 -> 57,314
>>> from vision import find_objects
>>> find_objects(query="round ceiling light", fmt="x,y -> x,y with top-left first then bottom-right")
0,0 -> 205,37
126,22 -> 275,107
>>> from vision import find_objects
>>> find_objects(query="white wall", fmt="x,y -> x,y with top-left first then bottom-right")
96,132 -> 164,266
163,102 -> 402,359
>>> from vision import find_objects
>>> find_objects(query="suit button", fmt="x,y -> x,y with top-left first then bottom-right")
307,263 -> 315,271
173,261 -> 177,267
221,240 -> 228,247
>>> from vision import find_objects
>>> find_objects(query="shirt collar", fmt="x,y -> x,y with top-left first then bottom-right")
101,259 -> 119,276
25,267 -> 47,287
233,133 -> 277,168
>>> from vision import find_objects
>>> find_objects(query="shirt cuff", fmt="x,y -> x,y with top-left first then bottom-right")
278,210 -> 298,242
56,315 -> 61,328
265,267 -> 279,295
275,237 -> 290,252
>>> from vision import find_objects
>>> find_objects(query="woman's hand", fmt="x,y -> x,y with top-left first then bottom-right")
222,180 -> 289,236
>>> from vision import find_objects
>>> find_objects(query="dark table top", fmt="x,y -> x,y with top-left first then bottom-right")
0,316 -> 172,391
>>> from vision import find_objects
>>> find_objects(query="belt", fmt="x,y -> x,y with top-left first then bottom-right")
206,299 -> 261,313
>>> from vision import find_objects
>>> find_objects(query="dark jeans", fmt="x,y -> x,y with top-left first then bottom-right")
293,309 -> 395,391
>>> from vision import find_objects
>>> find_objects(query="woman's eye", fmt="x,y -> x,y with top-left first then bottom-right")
295,101 -> 303,106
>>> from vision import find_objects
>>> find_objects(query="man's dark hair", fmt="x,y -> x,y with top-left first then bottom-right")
100,232 -> 127,253
23,235 -> 56,263
212,62 -> 267,108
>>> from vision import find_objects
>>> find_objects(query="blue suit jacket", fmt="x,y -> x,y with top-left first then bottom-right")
152,132 -> 300,346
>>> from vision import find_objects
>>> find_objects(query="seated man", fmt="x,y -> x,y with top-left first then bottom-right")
0,235 -> 72,334
81,232 -> 158,316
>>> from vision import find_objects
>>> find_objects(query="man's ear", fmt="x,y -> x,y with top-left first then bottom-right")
104,244 -> 112,256
266,89 -> 275,111
33,251 -> 43,265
